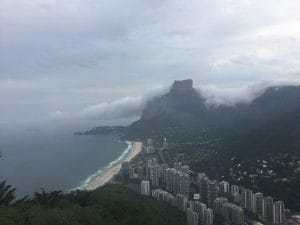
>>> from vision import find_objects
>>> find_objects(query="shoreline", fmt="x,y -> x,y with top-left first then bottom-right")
86,141 -> 142,190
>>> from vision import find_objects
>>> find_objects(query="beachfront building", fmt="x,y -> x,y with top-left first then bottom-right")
120,161 -> 130,182
141,180 -> 151,195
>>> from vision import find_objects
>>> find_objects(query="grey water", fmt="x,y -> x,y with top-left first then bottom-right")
0,126 -> 128,198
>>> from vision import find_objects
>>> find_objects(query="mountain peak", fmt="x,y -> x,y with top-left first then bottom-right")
171,79 -> 193,93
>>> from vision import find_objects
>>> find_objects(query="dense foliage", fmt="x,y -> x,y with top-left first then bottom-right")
0,181 -> 17,206
0,184 -> 186,225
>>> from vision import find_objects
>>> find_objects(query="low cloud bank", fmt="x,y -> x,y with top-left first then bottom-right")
50,81 -> 300,123
50,85 -> 169,122
199,80 -> 300,107
79,97 -> 144,120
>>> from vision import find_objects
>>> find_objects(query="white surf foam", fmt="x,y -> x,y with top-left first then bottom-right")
70,141 -> 132,191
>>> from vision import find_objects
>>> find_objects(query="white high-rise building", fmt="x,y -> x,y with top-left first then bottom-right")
141,180 -> 151,195
149,164 -> 161,187
231,185 -> 239,195
176,194 -> 188,212
193,201 -> 207,223
166,168 -> 177,194
273,201 -> 284,224
207,180 -> 218,208
204,208 -> 214,225
219,181 -> 230,195
186,208 -> 199,225
179,172 -> 190,196
231,185 -> 240,203
213,197 -> 228,215
252,192 -> 264,216
199,175 -> 209,203
263,196 -> 274,222
241,187 -> 253,211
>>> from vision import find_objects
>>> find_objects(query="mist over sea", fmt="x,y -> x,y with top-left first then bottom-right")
0,125 -> 128,197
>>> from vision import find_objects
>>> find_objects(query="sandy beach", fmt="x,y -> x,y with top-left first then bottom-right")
86,141 -> 142,190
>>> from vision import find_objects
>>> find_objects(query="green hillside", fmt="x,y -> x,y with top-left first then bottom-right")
0,184 -> 186,225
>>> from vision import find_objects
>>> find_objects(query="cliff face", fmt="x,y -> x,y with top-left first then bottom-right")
127,80 -> 211,137
140,79 -> 207,123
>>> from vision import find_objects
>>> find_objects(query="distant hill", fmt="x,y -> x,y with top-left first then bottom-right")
79,79 -> 300,154
223,106 -> 300,156
126,79 -> 300,154
128,79 -> 300,132
230,85 -> 300,132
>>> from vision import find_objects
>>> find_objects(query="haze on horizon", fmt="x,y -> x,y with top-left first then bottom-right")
1,0 -> 300,128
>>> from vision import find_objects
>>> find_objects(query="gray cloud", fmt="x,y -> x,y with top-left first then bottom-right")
48,80 -> 300,126
1,0 -> 300,125
50,96 -> 143,121
49,85 -> 169,123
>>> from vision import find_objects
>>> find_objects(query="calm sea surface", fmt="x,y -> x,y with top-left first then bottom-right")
0,127 -> 128,197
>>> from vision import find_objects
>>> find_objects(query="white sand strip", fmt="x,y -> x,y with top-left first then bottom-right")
86,141 -> 142,190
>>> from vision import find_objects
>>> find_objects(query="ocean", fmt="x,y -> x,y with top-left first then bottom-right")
0,126 -> 129,198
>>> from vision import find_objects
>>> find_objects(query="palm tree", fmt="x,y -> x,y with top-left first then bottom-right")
33,188 -> 63,206
33,188 -> 49,205
0,180 -> 16,206
48,190 -> 63,206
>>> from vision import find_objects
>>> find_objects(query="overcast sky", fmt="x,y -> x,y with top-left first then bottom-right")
1,0 -> 300,128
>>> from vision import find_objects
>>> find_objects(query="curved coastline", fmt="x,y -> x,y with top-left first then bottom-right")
74,141 -> 142,191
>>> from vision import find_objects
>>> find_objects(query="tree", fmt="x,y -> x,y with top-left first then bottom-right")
33,188 -> 49,205
33,188 -> 63,206
0,180 -> 16,206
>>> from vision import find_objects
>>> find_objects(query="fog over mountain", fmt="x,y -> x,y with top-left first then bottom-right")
125,79 -> 300,143
50,80 -> 300,126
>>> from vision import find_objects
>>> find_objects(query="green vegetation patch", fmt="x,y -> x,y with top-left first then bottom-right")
0,184 -> 186,225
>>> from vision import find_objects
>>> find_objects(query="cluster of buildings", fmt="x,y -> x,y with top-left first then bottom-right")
214,198 -> 244,224
123,139 -> 296,225
151,188 -> 214,225
139,160 -> 212,225
137,159 -> 292,225
138,159 -> 191,195
199,173 -> 290,225
165,162 -> 190,196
